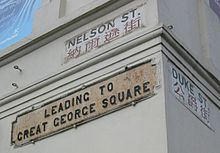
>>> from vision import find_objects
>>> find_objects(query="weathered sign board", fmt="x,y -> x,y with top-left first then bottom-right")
169,63 -> 211,127
12,61 -> 157,147
63,5 -> 145,63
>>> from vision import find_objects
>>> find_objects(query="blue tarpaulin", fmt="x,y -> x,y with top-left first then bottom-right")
0,0 -> 41,51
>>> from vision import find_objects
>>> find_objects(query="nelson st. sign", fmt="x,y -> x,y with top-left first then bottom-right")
64,6 -> 145,63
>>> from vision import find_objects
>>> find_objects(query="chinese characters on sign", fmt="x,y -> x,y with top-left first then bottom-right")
64,6 -> 145,63
170,64 -> 211,127
0,0 -> 41,51
12,62 -> 157,147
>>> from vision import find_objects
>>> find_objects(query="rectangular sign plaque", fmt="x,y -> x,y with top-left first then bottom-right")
12,61 -> 157,147
169,63 -> 211,127
63,6 -> 145,63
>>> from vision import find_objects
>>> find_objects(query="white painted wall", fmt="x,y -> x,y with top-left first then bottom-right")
0,45 -> 168,153
158,0 -> 220,81
1,0 -> 220,153
0,0 -> 159,104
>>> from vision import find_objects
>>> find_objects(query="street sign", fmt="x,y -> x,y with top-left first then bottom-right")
64,6 -> 145,63
12,61 -> 158,147
169,63 -> 211,127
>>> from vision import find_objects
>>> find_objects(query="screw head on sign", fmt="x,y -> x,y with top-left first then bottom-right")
73,124 -> 77,128
131,102 -> 136,106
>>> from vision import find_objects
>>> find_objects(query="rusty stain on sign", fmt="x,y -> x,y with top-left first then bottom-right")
11,61 -> 158,147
